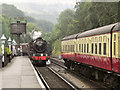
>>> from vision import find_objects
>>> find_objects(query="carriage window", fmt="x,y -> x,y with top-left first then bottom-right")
114,34 -> 116,56
68,45 -> 69,52
69,45 -> 70,52
62,45 -> 63,51
66,45 -> 68,51
114,42 -> 116,56
82,44 -> 83,53
92,43 -> 94,54
95,43 -> 97,54
66,45 -> 67,51
87,44 -> 89,53
95,37 -> 98,42
76,44 -> 78,52
79,44 -> 81,52
65,45 -> 66,51
103,36 -> 107,42
99,36 -> 102,42
114,34 -> 116,41
70,45 -> 71,52
64,45 -> 65,51
84,44 -> 86,53
67,45 -> 68,51
67,45 -> 69,51
72,45 -> 73,52
99,43 -> 101,54
71,45 -> 72,52
73,45 -> 74,52
103,43 -> 106,55
71,45 -> 73,52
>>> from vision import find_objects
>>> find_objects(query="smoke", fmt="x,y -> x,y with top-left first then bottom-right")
32,31 -> 42,40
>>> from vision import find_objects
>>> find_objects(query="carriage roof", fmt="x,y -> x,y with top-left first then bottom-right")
77,23 -> 119,38
62,34 -> 78,41
62,22 -> 119,41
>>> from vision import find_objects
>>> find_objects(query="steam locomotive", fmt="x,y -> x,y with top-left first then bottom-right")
28,37 -> 50,66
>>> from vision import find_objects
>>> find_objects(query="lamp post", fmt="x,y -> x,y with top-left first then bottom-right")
8,37 -> 12,52
12,39 -> 16,56
1,34 -> 6,67
8,37 -> 12,62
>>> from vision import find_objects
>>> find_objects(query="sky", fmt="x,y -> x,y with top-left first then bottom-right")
1,0 -> 118,23
0,0 -> 76,14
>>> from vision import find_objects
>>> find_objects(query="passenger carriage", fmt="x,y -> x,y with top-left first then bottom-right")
61,23 -> 120,87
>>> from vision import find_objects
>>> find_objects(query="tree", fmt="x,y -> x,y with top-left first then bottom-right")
45,9 -> 75,56
74,2 -> 118,33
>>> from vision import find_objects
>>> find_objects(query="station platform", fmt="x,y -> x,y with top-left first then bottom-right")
0,56 -> 45,89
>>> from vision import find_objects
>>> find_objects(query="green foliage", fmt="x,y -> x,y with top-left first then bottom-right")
43,9 -> 75,56
5,47 -> 12,55
36,20 -> 54,33
57,9 -> 75,37
2,15 -> 10,39
1,4 -> 24,18
52,39 -> 61,56
25,16 -> 36,23
0,47 -> 2,54
74,2 -> 118,33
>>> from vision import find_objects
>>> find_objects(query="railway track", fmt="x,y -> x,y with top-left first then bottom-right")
50,58 -> 107,88
35,66 -> 77,89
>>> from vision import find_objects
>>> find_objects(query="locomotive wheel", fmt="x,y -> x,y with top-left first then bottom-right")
64,60 -> 71,69
74,64 -> 80,72
70,61 -> 75,70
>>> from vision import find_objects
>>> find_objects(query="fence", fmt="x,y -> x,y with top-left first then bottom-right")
0,52 -> 12,67
0,54 -> 3,68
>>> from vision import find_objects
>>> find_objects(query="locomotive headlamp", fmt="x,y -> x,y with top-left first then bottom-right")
46,54 -> 48,56
33,54 -> 35,56
41,53 -> 43,56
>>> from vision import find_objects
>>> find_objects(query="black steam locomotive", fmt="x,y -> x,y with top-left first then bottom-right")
28,37 -> 50,66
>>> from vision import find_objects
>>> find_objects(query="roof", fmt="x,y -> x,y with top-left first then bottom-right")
77,23 -> 119,38
62,22 -> 120,41
62,34 -> 78,41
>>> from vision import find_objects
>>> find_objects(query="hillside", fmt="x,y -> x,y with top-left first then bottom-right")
1,4 -> 24,17
0,4 -> 54,33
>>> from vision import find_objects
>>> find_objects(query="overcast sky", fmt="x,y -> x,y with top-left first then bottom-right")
0,0 -> 76,14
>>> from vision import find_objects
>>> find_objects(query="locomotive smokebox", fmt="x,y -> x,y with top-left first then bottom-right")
10,21 -> 26,34
33,37 -> 47,53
